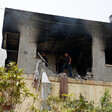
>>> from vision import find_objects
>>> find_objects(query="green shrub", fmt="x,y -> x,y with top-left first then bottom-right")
0,62 -> 39,112
42,89 -> 112,112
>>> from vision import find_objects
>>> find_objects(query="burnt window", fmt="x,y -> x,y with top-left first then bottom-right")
3,32 -> 20,64
105,49 -> 112,65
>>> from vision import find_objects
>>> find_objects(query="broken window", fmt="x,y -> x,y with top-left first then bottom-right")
37,35 -> 92,77
2,32 -> 20,65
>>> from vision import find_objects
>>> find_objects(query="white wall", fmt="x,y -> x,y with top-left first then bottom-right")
0,49 -> 7,67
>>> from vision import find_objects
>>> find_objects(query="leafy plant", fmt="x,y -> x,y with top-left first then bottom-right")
0,62 -> 39,112
42,89 -> 112,112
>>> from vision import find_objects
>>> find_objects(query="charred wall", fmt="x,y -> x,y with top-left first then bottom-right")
2,8 -> 112,81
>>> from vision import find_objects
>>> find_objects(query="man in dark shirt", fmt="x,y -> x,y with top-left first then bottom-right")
60,53 -> 72,77
42,53 -> 48,67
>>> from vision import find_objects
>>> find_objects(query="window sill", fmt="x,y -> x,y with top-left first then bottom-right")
105,64 -> 112,67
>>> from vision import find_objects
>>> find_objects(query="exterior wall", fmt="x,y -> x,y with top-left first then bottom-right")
19,75 -> 41,112
18,26 -> 38,74
49,76 -> 112,106
22,75 -> 112,110
92,36 -> 112,81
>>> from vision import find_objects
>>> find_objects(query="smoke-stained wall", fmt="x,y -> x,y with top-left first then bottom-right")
2,8 -> 112,81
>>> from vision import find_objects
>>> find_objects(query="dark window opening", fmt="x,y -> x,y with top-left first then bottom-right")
105,49 -> 112,65
37,36 -> 92,77
2,32 -> 20,66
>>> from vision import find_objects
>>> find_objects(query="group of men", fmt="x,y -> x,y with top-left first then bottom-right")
42,53 -> 72,77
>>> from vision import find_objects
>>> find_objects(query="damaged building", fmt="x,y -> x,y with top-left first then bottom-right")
2,8 -> 112,81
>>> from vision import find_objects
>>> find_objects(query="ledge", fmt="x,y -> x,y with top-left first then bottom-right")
48,76 -> 112,87
22,74 -> 112,87
105,64 -> 112,67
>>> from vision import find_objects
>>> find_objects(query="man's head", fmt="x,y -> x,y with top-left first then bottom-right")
65,53 -> 68,57
42,53 -> 46,56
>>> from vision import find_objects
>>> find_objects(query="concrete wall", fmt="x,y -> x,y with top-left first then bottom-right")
49,76 -> 112,106
18,26 -> 38,74
92,36 -> 112,81
20,75 -> 112,111
18,75 -> 41,112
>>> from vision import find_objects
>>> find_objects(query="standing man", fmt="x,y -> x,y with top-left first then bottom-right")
60,53 -> 72,77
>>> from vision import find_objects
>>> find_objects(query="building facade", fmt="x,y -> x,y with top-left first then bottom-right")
2,8 -> 112,81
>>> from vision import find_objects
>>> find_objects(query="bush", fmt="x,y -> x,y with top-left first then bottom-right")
0,62 -> 39,112
42,89 -> 112,112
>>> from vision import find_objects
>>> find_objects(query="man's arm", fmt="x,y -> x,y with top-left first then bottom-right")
68,57 -> 71,65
